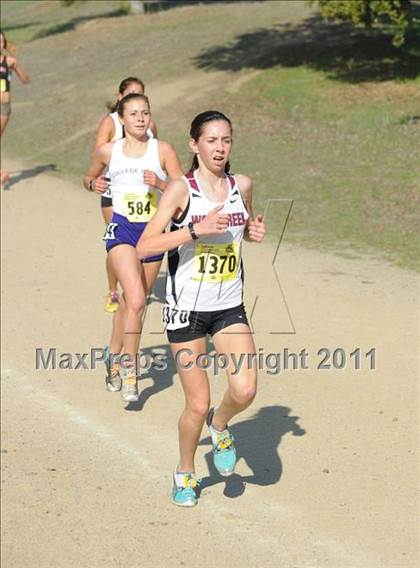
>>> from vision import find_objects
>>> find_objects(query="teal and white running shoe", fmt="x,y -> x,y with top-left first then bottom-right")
207,407 -> 237,476
171,471 -> 200,507
104,346 -> 121,393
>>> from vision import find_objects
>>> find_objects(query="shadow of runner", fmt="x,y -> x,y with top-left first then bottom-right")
124,298 -> 216,412
5,164 -> 57,190
124,342 -> 177,412
198,405 -> 305,498
145,272 -> 166,306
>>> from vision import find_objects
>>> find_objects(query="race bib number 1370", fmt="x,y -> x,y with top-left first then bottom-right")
193,242 -> 239,283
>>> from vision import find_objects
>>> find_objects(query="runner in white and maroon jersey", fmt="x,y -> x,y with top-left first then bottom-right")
137,110 -> 266,507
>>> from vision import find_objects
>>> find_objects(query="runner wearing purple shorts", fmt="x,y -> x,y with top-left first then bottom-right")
84,93 -> 183,401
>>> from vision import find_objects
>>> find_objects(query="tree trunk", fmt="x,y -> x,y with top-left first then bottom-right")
129,0 -> 145,14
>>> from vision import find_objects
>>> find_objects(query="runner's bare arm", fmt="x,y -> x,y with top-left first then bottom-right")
83,143 -> 112,194
144,141 -> 183,192
237,173 -> 266,242
94,115 -> 115,151
161,142 -> 184,179
9,57 -> 29,84
136,179 -> 229,259
136,180 -> 190,258
237,174 -> 254,218
237,174 -> 255,242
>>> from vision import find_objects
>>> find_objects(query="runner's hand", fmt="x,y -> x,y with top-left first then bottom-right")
247,214 -> 265,242
92,176 -> 109,195
143,170 -> 163,190
195,204 -> 229,237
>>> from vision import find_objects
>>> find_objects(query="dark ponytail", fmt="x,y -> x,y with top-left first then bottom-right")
0,31 -> 16,55
191,155 -> 199,170
106,76 -> 146,112
189,110 -> 232,173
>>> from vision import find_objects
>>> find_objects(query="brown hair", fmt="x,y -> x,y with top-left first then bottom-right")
107,76 -> 146,112
117,93 -> 150,117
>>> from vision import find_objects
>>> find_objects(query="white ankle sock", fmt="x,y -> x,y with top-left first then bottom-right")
209,421 -> 228,445
175,468 -> 195,487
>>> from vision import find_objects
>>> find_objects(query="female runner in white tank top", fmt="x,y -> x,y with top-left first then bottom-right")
84,93 -> 183,402
137,110 -> 266,506
92,77 -> 158,313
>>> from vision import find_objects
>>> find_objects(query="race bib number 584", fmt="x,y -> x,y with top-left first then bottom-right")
124,192 -> 157,222
193,242 -> 239,283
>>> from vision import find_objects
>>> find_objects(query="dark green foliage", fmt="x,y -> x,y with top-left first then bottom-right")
314,0 -> 413,46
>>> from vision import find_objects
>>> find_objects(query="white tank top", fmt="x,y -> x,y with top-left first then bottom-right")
103,113 -> 154,198
165,170 -> 249,312
110,112 -> 124,141
108,138 -> 166,220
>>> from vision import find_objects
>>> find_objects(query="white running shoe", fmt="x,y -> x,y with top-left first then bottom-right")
120,366 -> 139,402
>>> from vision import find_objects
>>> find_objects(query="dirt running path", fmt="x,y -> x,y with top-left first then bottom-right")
1,161 -> 418,568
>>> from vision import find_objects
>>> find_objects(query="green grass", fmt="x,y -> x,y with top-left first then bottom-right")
1,0 -> 419,270
229,66 -> 420,267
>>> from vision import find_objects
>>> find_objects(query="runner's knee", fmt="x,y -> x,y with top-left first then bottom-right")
186,398 -> 210,421
125,294 -> 145,314
230,382 -> 257,407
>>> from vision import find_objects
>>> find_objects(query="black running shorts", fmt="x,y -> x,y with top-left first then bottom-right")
167,303 -> 249,344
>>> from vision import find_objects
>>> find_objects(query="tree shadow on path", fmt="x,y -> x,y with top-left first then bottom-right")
33,10 -> 127,40
193,14 -> 420,83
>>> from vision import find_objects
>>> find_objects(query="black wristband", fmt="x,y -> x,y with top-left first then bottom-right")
188,222 -> 198,241
88,179 -> 94,192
